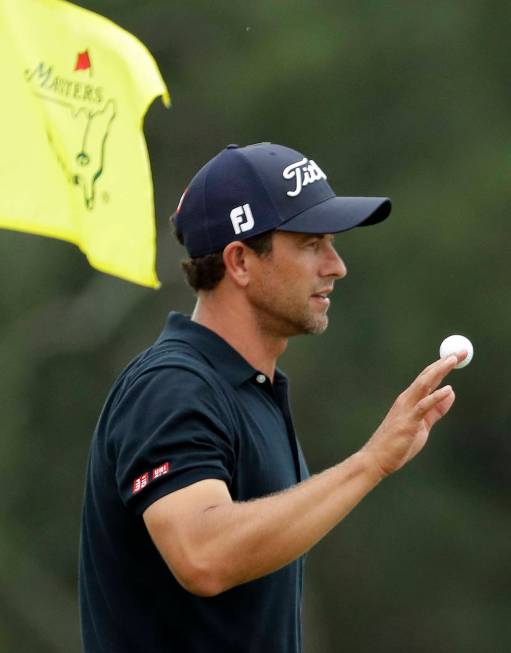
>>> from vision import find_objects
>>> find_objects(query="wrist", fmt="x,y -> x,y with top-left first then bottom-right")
351,449 -> 386,485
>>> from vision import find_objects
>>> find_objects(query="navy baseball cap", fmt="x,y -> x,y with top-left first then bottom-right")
174,142 -> 391,257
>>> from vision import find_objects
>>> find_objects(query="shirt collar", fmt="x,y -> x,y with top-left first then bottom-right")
156,312 -> 276,387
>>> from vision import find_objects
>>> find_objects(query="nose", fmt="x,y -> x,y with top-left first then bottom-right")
321,242 -> 347,280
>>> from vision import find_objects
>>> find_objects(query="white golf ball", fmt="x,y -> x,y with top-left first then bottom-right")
439,335 -> 474,369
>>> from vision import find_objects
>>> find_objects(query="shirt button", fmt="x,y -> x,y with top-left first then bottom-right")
255,373 -> 266,384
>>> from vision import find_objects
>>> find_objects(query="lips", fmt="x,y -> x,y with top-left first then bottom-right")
311,287 -> 333,299
310,287 -> 333,308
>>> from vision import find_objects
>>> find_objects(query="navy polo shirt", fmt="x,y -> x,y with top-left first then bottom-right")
80,312 -> 310,653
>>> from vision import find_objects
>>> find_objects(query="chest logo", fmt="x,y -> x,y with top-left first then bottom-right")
283,158 -> 327,197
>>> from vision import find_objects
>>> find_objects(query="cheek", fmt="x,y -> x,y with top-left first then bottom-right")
250,255 -> 313,299
269,269 -> 311,305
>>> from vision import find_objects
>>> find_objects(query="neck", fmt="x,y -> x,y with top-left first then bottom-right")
191,293 -> 288,381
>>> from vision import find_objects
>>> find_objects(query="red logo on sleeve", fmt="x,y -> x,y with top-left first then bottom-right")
132,463 -> 170,495
152,462 -> 170,480
132,471 -> 149,494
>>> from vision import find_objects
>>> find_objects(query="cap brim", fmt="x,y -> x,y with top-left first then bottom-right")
277,196 -> 391,234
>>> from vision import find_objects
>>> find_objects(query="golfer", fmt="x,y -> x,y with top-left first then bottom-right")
79,142 -> 465,653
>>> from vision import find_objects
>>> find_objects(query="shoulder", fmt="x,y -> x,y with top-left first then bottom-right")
115,341 -> 223,402
104,340 -> 241,439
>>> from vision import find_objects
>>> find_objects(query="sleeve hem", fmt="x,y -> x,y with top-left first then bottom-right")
131,468 -> 232,515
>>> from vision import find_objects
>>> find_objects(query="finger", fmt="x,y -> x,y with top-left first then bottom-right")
416,359 -> 443,378
425,388 -> 456,429
414,385 -> 454,420
417,352 -> 467,379
417,350 -> 466,380
454,349 -> 468,365
408,355 -> 458,401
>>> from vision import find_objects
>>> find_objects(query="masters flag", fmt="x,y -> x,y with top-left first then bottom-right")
0,0 -> 170,288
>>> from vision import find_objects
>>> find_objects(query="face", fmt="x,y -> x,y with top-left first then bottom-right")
245,232 -> 347,337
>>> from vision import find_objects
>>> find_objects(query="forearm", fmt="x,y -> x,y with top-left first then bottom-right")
193,450 -> 382,592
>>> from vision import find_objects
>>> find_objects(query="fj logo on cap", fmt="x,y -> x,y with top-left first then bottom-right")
283,158 -> 327,197
230,203 -> 255,235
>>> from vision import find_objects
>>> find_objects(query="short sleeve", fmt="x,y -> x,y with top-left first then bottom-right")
108,365 -> 236,515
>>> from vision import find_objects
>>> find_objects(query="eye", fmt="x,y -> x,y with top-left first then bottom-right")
305,238 -> 321,249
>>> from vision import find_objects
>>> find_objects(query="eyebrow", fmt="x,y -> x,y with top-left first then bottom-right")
303,233 -> 335,241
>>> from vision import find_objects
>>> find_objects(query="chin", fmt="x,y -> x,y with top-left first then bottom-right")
255,299 -> 330,337
302,314 -> 329,336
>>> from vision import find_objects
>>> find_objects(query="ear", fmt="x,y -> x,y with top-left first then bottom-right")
222,241 -> 251,288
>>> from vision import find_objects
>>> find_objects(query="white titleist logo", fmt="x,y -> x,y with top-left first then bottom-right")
282,158 -> 327,197
230,203 -> 255,235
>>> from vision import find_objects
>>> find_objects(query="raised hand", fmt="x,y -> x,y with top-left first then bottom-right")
362,351 -> 467,478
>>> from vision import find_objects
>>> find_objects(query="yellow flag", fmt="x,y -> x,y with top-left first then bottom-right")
0,0 -> 170,288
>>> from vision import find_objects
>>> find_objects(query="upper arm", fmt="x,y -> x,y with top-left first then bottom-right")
110,365 -> 236,516
143,478 -> 233,596
108,363 -> 238,594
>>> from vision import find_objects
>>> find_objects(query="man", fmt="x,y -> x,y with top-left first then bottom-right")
79,142 -> 465,653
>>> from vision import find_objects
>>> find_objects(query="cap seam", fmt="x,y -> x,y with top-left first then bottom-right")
236,147 -> 281,222
203,159 -> 214,253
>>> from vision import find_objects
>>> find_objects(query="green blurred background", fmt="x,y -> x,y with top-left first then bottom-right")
1,1 -> 510,651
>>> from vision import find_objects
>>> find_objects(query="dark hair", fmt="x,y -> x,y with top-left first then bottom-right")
170,213 -> 274,291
